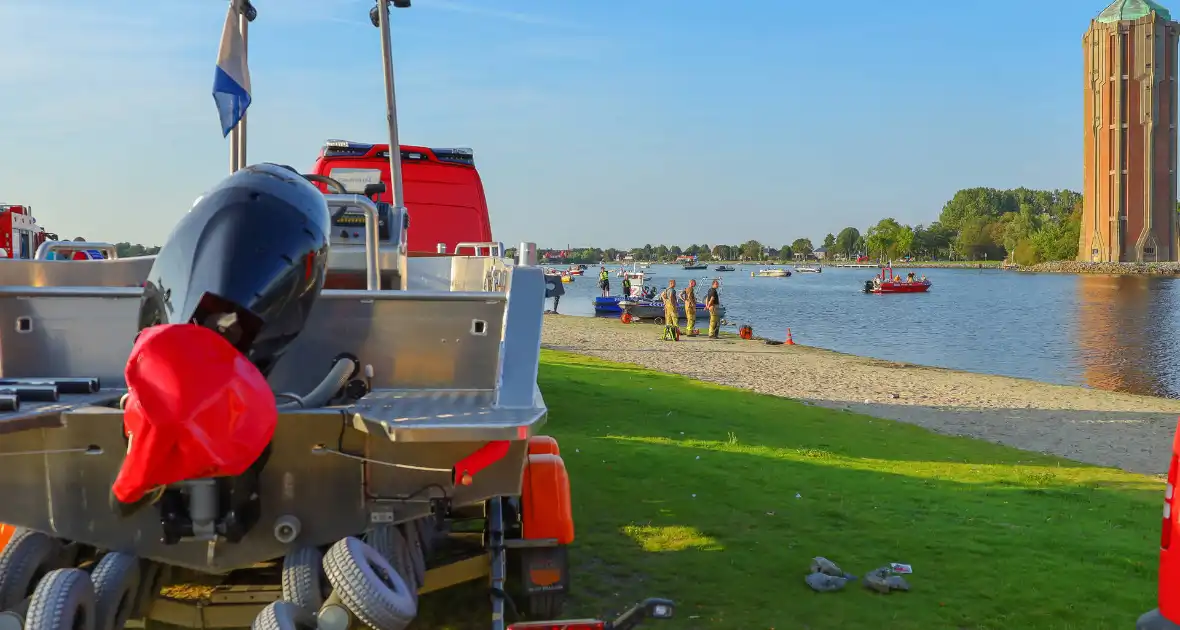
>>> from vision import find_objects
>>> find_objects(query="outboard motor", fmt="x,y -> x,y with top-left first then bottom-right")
863,280 -> 874,293
110,164 -> 331,545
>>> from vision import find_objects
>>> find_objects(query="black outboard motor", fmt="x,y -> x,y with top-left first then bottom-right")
139,163 -> 332,375
863,280 -> 874,293
111,164 -> 332,542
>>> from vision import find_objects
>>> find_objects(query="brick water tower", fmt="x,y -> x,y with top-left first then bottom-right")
1080,0 -> 1180,262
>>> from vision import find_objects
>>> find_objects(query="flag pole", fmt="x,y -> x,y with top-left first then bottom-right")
236,10 -> 248,172
225,0 -> 255,174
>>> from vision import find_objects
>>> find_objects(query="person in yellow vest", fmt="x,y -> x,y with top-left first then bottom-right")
598,267 -> 610,297
682,279 -> 698,336
660,279 -> 679,334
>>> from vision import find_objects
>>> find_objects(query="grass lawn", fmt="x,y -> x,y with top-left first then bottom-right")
416,350 -> 1165,629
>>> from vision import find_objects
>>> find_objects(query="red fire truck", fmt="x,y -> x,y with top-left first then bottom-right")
0,204 -> 51,259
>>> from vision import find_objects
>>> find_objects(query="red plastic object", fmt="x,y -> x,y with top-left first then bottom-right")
452,440 -> 511,486
521,453 -> 575,545
111,324 -> 277,505
527,435 -> 560,456
1160,424 -> 1180,621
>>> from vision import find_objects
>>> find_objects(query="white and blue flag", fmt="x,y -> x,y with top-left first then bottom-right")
212,0 -> 252,137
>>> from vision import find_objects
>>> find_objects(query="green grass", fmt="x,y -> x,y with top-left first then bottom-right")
417,350 -> 1164,629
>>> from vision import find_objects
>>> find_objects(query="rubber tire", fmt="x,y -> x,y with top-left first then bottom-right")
0,530 -> 63,610
92,552 -> 140,630
323,537 -> 417,630
415,517 -> 437,556
366,525 -> 418,597
398,521 -> 427,590
528,593 -> 566,620
251,601 -> 316,630
25,568 -> 96,630
131,561 -> 165,619
280,547 -> 329,616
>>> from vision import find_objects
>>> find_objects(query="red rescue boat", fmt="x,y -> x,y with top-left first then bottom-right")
863,266 -> 931,294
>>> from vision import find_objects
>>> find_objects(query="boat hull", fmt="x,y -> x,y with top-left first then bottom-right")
869,282 -> 931,293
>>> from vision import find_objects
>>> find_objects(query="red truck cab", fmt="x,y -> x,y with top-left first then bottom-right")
1140,426 -> 1180,629
309,140 -> 493,255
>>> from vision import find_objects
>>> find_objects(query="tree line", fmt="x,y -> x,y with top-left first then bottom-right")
534,187 -> 1085,265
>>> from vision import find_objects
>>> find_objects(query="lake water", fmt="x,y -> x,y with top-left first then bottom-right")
553,264 -> 1180,398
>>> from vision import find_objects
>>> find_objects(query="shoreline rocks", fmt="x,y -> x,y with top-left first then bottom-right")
1019,260 -> 1180,275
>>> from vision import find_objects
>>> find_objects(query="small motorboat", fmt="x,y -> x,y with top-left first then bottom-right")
863,266 -> 931,294
715,265 -> 735,272
619,299 -> 726,324
593,285 -> 659,315
795,265 -> 821,273
752,268 -> 791,277
681,261 -> 708,271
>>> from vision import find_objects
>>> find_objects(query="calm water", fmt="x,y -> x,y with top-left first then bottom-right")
554,264 -> 1180,398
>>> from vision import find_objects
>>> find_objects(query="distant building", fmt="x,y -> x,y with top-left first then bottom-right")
814,246 -> 828,261
1080,0 -> 1180,262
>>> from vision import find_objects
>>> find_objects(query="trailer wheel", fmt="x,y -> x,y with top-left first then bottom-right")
0,530 -> 63,610
365,525 -> 418,596
250,601 -> 316,630
415,516 -> 438,556
280,547 -> 329,615
24,568 -> 96,630
131,561 -> 166,619
323,537 -> 416,630
528,593 -> 566,620
398,521 -> 427,589
653,316 -> 665,325
92,552 -> 140,630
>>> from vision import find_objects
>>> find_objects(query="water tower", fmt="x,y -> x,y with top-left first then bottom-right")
1080,0 -> 1180,262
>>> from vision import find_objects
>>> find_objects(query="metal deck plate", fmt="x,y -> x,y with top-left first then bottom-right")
350,389 -> 545,442
0,390 -> 124,434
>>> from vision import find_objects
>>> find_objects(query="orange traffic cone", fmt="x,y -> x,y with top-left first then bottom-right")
786,328 -> 795,345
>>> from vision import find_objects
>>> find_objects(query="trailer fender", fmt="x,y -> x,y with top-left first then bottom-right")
527,435 -> 560,456
521,454 -> 574,545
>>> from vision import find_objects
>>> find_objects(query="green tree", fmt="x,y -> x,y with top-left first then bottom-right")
114,242 -> 161,257
938,187 -> 1016,232
740,240 -> 764,260
822,233 -> 836,250
778,245 -> 793,262
894,225 -> 915,257
790,238 -> 814,258
955,217 -> 1001,260
835,227 -> 861,258
864,218 -> 902,259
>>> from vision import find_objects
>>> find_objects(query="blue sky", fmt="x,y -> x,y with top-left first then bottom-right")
0,0 -> 1121,249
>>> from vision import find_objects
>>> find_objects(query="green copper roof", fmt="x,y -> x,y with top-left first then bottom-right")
1096,0 -> 1172,22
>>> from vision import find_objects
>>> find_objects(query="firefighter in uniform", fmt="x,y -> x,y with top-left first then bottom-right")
683,279 -> 698,336
661,279 -> 679,339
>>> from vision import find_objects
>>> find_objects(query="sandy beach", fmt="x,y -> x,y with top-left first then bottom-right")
541,315 -> 1180,475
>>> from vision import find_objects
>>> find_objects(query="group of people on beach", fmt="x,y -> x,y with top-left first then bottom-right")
659,278 -> 721,339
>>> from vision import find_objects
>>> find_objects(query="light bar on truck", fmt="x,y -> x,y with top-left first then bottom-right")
321,141 -> 476,166
432,147 -> 475,166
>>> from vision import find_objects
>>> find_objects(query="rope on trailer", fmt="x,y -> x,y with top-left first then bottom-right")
312,446 -> 451,473
0,446 -> 102,457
